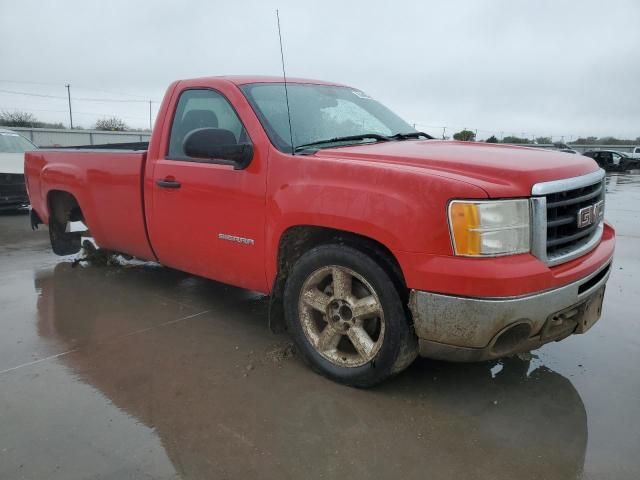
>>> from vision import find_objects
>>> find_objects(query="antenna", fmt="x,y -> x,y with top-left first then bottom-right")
276,9 -> 295,155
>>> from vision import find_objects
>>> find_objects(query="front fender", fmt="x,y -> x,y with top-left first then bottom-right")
265,154 -> 488,286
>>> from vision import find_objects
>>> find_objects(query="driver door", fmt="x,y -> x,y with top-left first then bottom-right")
147,88 -> 268,292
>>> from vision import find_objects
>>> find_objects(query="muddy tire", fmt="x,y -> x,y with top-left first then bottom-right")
49,217 -> 81,256
283,244 -> 417,387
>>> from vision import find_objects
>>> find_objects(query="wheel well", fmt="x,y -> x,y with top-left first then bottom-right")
47,190 -> 84,225
268,226 -> 408,333
275,226 -> 407,299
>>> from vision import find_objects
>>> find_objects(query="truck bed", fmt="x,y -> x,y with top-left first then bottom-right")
25,148 -> 156,260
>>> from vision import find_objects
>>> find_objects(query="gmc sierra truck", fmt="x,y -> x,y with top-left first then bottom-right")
25,76 -> 615,387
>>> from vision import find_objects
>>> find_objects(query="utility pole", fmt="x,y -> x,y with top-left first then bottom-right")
442,127 -> 446,140
65,84 -> 73,129
149,100 -> 153,130
500,131 -> 504,141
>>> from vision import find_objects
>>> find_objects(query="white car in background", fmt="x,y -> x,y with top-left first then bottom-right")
0,128 -> 37,210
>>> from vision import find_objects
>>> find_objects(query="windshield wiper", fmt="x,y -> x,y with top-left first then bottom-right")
294,133 -> 390,153
389,131 -> 434,140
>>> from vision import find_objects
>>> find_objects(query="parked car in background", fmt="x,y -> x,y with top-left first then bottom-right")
583,150 -> 634,171
630,146 -> 640,159
0,128 -> 37,210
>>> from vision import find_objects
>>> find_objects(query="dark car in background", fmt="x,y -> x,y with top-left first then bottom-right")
0,128 -> 37,210
583,150 -> 637,172
559,148 -> 580,154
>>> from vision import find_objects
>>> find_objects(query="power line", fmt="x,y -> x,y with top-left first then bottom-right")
0,79 -> 62,87
0,80 -> 155,100
0,82 -> 157,128
72,96 -> 160,104
0,107 -> 69,113
0,88 -> 64,99
77,86 -> 151,100
0,88 -> 160,103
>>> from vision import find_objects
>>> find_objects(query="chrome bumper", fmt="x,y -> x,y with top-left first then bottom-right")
408,259 -> 612,362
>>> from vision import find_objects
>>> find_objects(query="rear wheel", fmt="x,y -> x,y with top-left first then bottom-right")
284,245 -> 417,387
48,192 -> 83,256
49,216 -> 81,255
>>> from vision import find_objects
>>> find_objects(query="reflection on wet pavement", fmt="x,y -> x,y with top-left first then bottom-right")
0,174 -> 638,479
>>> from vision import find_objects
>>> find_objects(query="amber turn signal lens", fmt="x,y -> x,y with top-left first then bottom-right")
449,202 -> 481,255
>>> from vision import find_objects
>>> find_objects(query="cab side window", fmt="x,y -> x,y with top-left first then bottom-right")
168,89 -> 249,160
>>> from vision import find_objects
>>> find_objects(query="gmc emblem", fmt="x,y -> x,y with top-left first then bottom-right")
577,200 -> 604,228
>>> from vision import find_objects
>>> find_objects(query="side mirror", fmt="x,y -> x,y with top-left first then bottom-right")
183,128 -> 253,170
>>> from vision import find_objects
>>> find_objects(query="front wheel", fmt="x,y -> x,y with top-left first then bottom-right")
283,245 -> 417,387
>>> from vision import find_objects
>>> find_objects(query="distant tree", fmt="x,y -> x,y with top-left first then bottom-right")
0,111 -> 68,129
596,136 -> 638,145
485,135 -> 499,143
94,116 -> 128,131
453,129 -> 476,141
40,121 -> 66,129
0,110 -> 38,127
573,136 -> 598,145
535,137 -> 552,144
502,136 -> 531,144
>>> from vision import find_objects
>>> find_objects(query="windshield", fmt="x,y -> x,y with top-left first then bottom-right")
0,132 -> 37,153
240,83 -> 416,152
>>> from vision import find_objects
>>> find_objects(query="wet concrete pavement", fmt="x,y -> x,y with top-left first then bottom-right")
0,174 -> 639,480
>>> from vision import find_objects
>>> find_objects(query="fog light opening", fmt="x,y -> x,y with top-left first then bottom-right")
491,322 -> 532,356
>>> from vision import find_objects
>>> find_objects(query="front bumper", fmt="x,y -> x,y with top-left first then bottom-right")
409,258 -> 612,362
0,173 -> 29,210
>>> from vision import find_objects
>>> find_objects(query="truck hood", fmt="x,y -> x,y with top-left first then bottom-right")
0,152 -> 25,175
315,140 -> 599,197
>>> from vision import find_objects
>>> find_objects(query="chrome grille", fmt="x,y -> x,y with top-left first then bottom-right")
546,181 -> 604,256
531,170 -> 606,266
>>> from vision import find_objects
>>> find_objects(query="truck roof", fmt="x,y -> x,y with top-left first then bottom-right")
181,75 -> 348,87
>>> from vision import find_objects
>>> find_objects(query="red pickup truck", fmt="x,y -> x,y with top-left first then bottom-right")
25,76 -> 615,387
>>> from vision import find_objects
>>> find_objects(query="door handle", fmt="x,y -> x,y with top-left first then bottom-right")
156,178 -> 181,189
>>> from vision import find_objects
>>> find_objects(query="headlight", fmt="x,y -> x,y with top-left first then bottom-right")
448,199 -> 530,256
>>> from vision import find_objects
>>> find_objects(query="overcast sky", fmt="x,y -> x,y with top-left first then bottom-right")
1,0 -> 639,140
